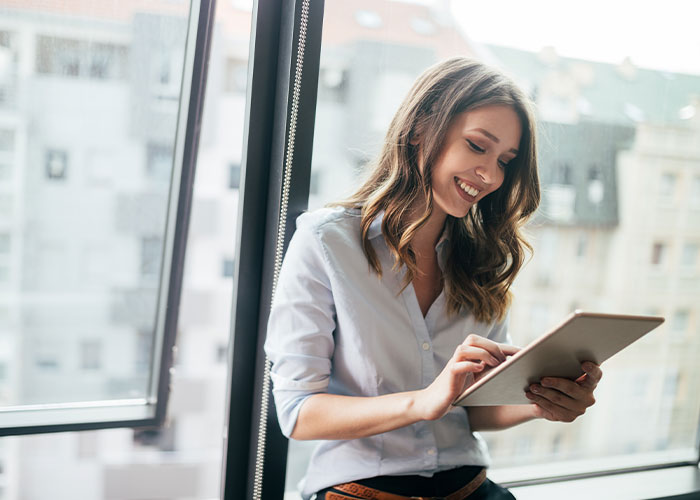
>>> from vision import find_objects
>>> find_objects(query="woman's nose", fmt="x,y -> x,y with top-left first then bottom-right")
475,163 -> 498,185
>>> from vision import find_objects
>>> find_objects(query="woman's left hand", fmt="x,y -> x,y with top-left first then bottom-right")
525,362 -> 602,423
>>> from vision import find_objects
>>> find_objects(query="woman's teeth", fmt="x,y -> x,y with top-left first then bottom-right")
457,179 -> 480,197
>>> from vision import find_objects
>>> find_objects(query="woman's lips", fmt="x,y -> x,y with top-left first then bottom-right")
454,177 -> 478,202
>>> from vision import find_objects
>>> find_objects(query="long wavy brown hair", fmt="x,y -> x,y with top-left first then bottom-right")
333,57 -> 540,323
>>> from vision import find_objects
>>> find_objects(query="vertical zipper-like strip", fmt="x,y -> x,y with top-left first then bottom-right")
253,0 -> 311,498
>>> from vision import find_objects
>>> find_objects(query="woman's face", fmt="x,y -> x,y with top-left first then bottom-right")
421,105 -> 522,219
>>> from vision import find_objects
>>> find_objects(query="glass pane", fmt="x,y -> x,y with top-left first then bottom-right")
284,0 -> 700,496
0,0 -> 253,497
0,1 -> 190,421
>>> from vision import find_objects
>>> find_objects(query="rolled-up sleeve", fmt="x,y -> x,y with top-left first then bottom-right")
486,309 -> 513,345
264,214 -> 337,438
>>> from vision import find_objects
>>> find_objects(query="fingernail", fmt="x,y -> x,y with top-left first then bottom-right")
541,378 -> 550,386
531,385 -> 540,394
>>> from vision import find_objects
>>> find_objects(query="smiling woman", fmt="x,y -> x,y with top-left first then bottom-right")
264,58 -> 604,500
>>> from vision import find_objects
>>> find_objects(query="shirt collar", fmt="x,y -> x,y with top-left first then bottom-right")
367,210 -> 450,252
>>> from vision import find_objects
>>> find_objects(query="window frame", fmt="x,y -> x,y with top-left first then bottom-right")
0,0 -> 216,437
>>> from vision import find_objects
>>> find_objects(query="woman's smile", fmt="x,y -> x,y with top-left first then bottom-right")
454,176 -> 481,201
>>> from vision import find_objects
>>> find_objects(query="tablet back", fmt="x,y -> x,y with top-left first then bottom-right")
454,311 -> 664,406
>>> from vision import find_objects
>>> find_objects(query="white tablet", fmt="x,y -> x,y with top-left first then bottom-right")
453,311 -> 665,406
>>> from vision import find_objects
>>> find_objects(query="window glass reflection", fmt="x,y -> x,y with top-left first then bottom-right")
0,0 -> 252,497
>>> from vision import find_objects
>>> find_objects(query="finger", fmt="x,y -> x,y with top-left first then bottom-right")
530,383 -> 588,413
451,360 -> 485,374
540,377 -> 589,401
455,345 -> 501,367
525,392 -> 580,422
581,361 -> 603,387
500,343 -> 521,357
462,334 -> 510,362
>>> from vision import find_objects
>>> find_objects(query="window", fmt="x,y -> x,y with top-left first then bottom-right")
45,150 -> 68,180
0,129 -> 14,153
146,143 -> 173,181
659,172 -> 677,203
587,165 -> 604,204
575,232 -> 587,258
36,36 -> 128,80
222,257 -> 234,278
80,340 -> 102,370
140,236 -> 163,279
0,0 -> 204,440
671,310 -> 689,341
681,243 -> 698,269
691,176 -> 700,208
651,242 -> 666,266
228,162 -> 241,189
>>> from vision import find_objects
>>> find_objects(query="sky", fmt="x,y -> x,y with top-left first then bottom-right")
450,0 -> 700,76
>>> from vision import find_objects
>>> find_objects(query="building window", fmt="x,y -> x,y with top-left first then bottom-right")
587,165 -> 604,204
553,162 -> 573,185
681,243 -> 698,269
216,343 -> 228,364
691,176 -> 700,208
140,236 -> 162,279
576,232 -> 588,259
0,233 -> 9,254
309,170 -> 320,196
229,162 -> 241,189
135,329 -> 153,373
222,258 -> 234,278
0,129 -> 14,153
318,67 -> 347,103
0,161 -> 12,180
651,242 -> 666,266
35,36 -> 128,80
146,143 -> 173,181
80,340 -> 102,370
671,310 -> 689,341
45,150 -> 68,180
659,173 -> 676,203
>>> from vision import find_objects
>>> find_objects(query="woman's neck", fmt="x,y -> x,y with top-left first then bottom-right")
410,201 -> 447,257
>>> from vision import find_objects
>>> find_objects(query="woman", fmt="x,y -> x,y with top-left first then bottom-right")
265,57 -> 602,500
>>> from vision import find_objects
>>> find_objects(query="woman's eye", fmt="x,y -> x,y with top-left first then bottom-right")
466,140 -> 485,153
498,159 -> 509,169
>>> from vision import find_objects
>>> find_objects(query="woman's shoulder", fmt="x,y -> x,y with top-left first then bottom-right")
295,206 -> 362,239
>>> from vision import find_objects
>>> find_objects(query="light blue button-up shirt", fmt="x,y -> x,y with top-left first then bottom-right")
264,206 -> 511,499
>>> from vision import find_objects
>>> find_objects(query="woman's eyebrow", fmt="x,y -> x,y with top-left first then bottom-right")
471,127 -> 519,154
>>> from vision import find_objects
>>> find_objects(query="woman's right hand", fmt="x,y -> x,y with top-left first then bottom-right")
415,334 -> 520,421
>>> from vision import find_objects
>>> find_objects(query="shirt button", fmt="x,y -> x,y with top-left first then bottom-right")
422,342 -> 431,351
427,448 -> 436,456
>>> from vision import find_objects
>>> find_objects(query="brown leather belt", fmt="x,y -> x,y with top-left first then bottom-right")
325,468 -> 487,500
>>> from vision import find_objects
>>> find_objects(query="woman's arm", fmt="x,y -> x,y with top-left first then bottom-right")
292,392 -> 423,440
291,334 -> 519,441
